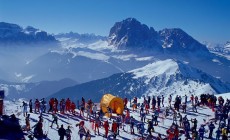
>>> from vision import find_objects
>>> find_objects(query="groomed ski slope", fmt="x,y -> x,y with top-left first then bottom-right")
3,93 -> 230,140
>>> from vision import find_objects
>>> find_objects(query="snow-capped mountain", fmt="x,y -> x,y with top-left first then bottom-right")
0,78 -> 78,99
108,18 -> 161,50
50,59 -> 230,102
109,18 -> 208,53
55,32 -> 106,44
205,41 -> 230,60
0,22 -> 57,45
159,28 -> 208,53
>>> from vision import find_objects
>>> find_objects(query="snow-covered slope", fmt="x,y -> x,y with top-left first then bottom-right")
205,41 -> 230,60
50,59 -> 230,103
2,95 -> 220,140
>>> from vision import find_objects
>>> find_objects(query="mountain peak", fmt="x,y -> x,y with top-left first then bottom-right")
108,18 -> 209,54
108,18 -> 160,50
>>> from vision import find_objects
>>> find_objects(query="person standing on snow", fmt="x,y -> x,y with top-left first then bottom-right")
92,105 -> 97,118
65,126 -> 72,140
78,124 -> 86,140
58,124 -> 66,140
215,127 -> 221,140
34,99 -> 40,113
85,130 -> 91,140
25,114 -> 31,131
50,113 -> 59,128
29,99 -> 33,113
198,125 -> 205,140
153,110 -> 159,125
130,116 -> 135,134
157,96 -> 161,108
161,95 -> 164,107
103,120 -> 109,138
147,119 -> 154,136
22,101 -> 28,117
112,120 -> 118,138
151,96 -> 156,111
94,116 -> 100,135
191,118 -> 198,130
208,121 -> 215,139
168,95 -> 172,107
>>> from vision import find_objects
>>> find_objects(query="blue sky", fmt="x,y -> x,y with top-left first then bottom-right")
0,0 -> 229,43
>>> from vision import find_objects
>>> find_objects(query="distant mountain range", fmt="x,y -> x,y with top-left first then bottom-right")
205,41 -> 230,59
109,18 -> 208,53
1,18 -> 230,100
50,59 -> 230,102
0,22 -> 57,45
55,32 -> 106,44
0,78 -> 78,99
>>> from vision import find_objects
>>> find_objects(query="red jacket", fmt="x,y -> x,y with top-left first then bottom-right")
104,121 -> 109,130
112,122 -> 117,132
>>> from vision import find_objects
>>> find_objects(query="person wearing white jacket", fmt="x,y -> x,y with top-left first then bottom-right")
92,105 -> 97,118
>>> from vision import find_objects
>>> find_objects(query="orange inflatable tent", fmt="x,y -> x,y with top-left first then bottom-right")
100,94 -> 124,115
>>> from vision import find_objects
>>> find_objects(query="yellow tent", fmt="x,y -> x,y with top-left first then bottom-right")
100,94 -> 124,115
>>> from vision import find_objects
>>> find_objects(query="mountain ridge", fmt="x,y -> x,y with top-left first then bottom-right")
0,22 -> 58,45
49,59 -> 230,102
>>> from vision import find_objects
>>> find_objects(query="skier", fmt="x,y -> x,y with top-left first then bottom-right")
198,125 -> 205,140
174,125 -> 179,140
22,101 -> 28,117
50,113 -> 59,128
78,124 -> 86,140
192,102 -> 198,113
172,111 -> 177,125
66,126 -> 72,140
215,127 -> 221,140
112,120 -> 118,138
94,116 -> 100,135
168,95 -> 172,107
92,104 -> 97,118
166,127 -> 174,140
65,98 -> 71,113
25,114 -> 30,131
147,119 -> 154,136
222,127 -> 228,140
58,124 -> 66,140
103,120 -> 109,138
145,103 -> 150,114
40,98 -> 46,113
178,113 -> 183,127
130,116 -> 135,134
182,102 -> 186,113
33,119 -> 44,139
151,96 -> 156,111
191,118 -> 198,130
140,111 -> 146,123
157,96 -> 161,108
85,130 -> 91,140
116,115 -> 122,135
132,97 -> 137,111
34,99 -> 40,113
48,98 -> 54,113
29,99 -> 33,113
123,98 -> 128,108
208,121 -> 215,139
153,110 -> 159,125
161,95 -> 164,107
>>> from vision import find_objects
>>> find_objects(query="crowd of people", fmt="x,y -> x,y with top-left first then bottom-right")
19,93 -> 230,140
